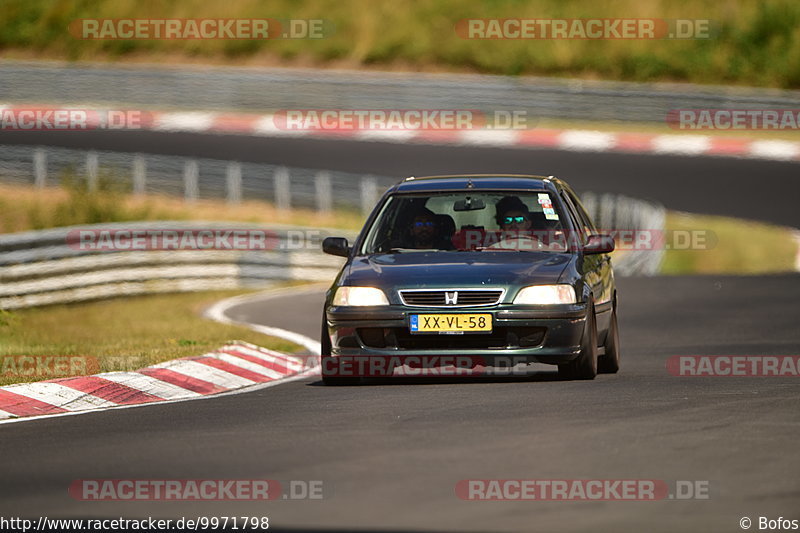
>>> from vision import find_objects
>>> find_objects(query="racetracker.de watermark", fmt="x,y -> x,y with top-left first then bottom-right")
0,108 -> 151,131
456,18 -> 713,39
667,109 -> 800,130
69,479 -> 324,501
69,19 -> 330,39
322,355 -> 624,378
273,109 -> 534,130
323,355 -> 503,378
0,356 -> 99,378
65,228 -> 717,252
450,229 -> 715,252
667,356 -> 800,377
455,479 -> 710,500
66,229 -> 333,251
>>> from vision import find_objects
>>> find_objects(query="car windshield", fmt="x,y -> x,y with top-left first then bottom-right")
360,192 -> 570,253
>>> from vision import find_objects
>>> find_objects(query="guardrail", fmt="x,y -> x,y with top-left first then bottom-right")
1,61 -> 799,123
0,144 -> 389,214
1,145 -> 666,233
0,222 -> 354,309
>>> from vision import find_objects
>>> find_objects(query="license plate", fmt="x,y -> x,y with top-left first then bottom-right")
409,314 -> 492,333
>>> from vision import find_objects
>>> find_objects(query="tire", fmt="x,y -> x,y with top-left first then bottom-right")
558,302 -> 598,380
320,314 -> 360,386
598,306 -> 620,374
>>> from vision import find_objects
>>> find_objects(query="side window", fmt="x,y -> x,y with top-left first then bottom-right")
565,189 -> 597,234
560,192 -> 591,241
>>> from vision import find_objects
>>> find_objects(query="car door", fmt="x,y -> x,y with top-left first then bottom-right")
559,188 -> 608,308
561,187 -> 614,334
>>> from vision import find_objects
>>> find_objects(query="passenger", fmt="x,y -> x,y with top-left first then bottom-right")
408,209 -> 439,249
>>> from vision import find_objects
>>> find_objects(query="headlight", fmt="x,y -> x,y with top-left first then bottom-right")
332,286 -> 390,306
513,284 -> 576,305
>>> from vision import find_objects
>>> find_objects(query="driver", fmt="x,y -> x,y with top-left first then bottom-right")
489,196 -> 541,250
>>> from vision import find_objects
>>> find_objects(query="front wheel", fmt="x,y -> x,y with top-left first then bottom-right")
598,307 -> 620,374
558,302 -> 598,380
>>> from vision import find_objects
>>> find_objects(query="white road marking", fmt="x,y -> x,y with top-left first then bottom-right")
252,114 -> 309,137
1,382 -> 117,411
457,130 -> 520,146
152,360 -> 256,388
210,352 -> 285,380
100,372 -> 202,400
154,112 -> 216,132
204,286 -> 323,355
748,140 -> 800,160
355,130 -> 418,142
651,135 -> 712,155
222,343 -> 305,370
558,130 -> 617,151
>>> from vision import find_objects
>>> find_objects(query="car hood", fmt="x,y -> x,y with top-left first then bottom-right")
344,251 -> 573,291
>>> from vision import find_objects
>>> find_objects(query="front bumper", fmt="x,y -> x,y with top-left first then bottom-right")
325,304 -> 587,365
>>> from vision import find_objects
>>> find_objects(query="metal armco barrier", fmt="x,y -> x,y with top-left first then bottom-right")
0,222 -> 354,310
0,145 -> 388,215
1,61 -> 798,123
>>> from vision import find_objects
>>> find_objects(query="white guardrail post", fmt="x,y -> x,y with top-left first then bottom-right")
183,159 -> 199,202
274,166 -> 291,212
314,170 -> 332,214
132,154 -> 146,196
360,175 -> 378,216
86,151 -> 99,192
226,161 -> 242,205
33,148 -> 47,188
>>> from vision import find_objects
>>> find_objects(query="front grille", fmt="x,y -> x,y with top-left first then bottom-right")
399,289 -> 504,307
357,327 -> 546,350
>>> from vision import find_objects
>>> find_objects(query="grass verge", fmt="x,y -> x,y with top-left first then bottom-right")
2,0 -> 799,88
0,289 -> 305,387
661,212 -> 798,274
0,182 -> 365,234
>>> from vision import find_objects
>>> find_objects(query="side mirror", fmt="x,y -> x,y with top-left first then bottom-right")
583,234 -> 615,255
322,237 -> 350,257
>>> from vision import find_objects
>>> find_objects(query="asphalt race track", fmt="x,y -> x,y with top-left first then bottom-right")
0,133 -> 799,532
0,276 -> 798,531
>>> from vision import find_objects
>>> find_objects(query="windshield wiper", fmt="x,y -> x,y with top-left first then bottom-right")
386,247 -> 441,253
456,246 -> 519,252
